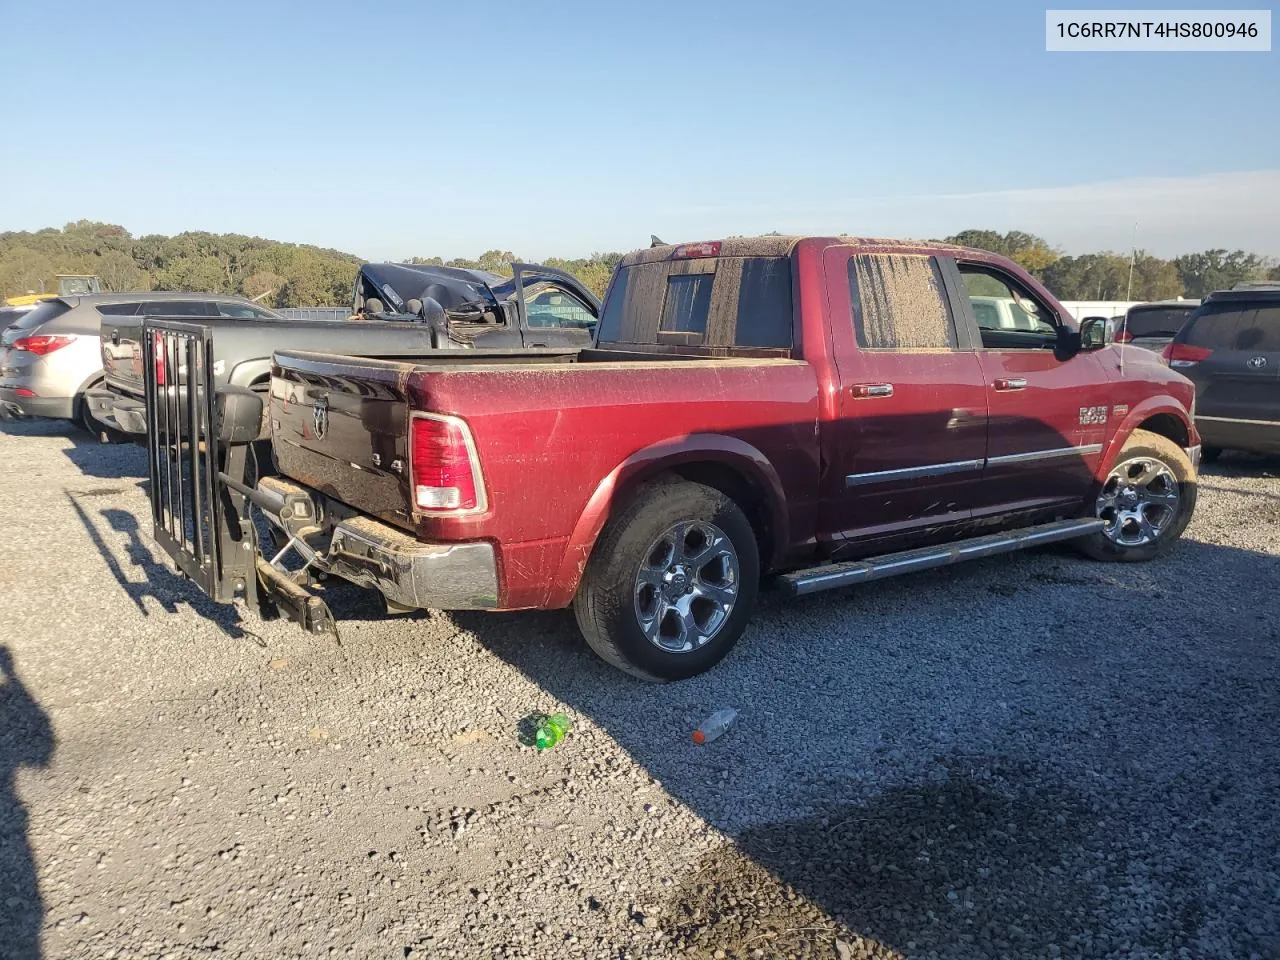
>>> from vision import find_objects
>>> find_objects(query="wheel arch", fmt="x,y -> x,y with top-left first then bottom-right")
545,434 -> 789,608
1102,397 -> 1196,473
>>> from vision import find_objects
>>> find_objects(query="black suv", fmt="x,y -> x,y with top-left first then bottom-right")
1162,288 -> 1280,460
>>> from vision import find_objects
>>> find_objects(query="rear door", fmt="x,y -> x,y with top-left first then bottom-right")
949,260 -> 1111,516
1177,299 -> 1280,427
822,247 -> 989,548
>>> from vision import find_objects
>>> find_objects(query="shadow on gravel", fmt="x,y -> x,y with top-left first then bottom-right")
65,494 -> 252,641
447,531 -> 1280,959
0,646 -> 54,960
0,417 -> 146,479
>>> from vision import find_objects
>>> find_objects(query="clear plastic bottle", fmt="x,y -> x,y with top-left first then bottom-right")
692,708 -> 738,744
534,712 -> 572,751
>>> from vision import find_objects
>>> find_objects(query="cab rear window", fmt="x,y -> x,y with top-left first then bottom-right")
598,256 -> 793,350
1184,303 -> 1280,351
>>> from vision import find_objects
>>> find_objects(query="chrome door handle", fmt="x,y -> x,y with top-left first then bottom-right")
994,378 -> 1027,391
851,383 -> 894,399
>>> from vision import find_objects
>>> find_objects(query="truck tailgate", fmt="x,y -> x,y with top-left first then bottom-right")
101,315 -> 145,393
270,349 -> 584,530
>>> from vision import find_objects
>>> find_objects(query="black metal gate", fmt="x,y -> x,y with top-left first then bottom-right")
143,319 -> 247,601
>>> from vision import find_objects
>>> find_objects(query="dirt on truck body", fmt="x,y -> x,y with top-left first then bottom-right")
141,235 -> 1201,680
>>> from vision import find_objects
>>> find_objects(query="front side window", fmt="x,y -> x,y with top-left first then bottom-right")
958,264 -> 1057,348
848,254 -> 956,349
217,302 -> 277,320
523,285 -> 597,329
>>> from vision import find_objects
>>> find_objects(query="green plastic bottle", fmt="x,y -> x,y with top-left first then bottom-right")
534,713 -> 572,751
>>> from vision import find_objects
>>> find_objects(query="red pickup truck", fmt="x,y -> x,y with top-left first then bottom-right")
148,236 -> 1200,680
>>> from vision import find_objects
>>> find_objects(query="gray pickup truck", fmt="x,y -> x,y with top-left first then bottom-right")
88,261 -> 600,436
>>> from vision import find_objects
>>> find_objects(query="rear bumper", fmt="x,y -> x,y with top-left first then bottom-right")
0,387 -> 75,420
258,477 -> 499,610
1195,415 -> 1280,455
85,386 -> 147,434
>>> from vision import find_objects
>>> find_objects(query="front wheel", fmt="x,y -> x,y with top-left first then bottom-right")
1076,428 -> 1197,562
573,479 -> 760,681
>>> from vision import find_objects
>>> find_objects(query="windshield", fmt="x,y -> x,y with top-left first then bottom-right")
1125,306 -> 1195,339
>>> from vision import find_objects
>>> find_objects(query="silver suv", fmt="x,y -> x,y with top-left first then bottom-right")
0,292 -> 280,430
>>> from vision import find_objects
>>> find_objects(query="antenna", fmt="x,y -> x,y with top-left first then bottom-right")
1126,220 -> 1138,300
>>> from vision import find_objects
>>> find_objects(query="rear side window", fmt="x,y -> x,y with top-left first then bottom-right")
1125,306 -> 1193,339
138,300 -> 216,317
97,303 -> 142,316
598,256 -> 793,349
849,254 -> 956,349
1185,303 -> 1280,351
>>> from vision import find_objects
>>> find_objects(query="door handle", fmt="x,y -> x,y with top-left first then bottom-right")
851,383 -> 894,399
994,377 -> 1027,391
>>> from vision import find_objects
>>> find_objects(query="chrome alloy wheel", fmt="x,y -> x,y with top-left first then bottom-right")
633,521 -> 740,653
1096,456 -> 1181,546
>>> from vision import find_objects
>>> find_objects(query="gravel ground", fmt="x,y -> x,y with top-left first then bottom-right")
0,417 -> 1277,960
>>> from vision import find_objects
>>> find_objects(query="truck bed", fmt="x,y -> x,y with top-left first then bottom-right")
268,348 -> 820,605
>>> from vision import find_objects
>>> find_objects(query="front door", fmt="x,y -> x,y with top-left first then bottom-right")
948,260 -> 1109,517
821,247 -> 989,551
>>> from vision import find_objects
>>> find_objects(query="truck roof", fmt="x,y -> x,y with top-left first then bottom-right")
621,235 -> 987,267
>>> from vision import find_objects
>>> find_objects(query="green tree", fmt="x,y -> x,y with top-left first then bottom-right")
1042,253 -> 1132,300
1175,249 -> 1267,297
944,229 -> 1059,279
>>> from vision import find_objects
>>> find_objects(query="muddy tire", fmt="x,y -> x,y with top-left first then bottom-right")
573,479 -> 759,681
1076,428 -> 1197,562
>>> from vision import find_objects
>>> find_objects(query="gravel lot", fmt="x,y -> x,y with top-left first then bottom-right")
1,417 -> 1277,960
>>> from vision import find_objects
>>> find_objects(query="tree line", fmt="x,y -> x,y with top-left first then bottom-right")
943,229 -> 1279,301
2,221 -> 1276,308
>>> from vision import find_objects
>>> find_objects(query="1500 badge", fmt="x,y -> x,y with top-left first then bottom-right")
1079,405 -> 1109,425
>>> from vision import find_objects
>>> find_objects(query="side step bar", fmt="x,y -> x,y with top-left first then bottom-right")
778,518 -> 1104,598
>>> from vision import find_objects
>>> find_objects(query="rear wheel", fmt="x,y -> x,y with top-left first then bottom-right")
1076,429 -> 1197,562
574,479 -> 759,681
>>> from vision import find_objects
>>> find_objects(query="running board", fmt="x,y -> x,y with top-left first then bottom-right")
778,518 -> 1105,598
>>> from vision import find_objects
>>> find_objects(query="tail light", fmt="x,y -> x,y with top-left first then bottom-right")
12,335 -> 74,356
153,331 -> 166,386
15,387 -> 36,398
1160,343 -> 1211,368
410,413 -> 483,512
672,241 -> 721,260
1114,329 -> 1133,343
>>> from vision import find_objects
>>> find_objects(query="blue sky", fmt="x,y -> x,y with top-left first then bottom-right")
1,0 -> 1276,259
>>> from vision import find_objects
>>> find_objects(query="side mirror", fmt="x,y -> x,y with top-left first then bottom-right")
216,385 -> 264,444
1079,316 -> 1111,351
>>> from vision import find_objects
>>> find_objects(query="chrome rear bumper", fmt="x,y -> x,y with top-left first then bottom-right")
257,477 -> 498,611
